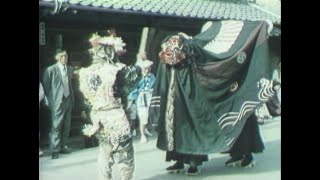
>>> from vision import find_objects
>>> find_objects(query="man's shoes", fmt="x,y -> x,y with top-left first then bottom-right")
240,153 -> 255,168
52,152 -> 59,159
60,146 -> 72,154
166,162 -> 184,173
185,166 -> 200,176
225,155 -> 244,167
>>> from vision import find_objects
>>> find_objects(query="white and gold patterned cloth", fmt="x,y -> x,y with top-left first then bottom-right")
79,62 -> 131,145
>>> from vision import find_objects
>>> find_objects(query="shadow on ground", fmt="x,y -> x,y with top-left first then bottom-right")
140,139 -> 280,180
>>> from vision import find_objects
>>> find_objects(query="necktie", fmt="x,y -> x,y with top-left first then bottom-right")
63,65 -> 70,97
63,65 -> 67,74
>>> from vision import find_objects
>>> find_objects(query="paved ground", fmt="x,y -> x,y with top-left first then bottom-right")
39,117 -> 280,180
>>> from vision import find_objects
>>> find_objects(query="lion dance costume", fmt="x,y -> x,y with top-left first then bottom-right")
79,30 -> 134,180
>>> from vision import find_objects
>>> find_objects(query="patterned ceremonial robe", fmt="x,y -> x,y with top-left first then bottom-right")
79,61 -> 131,146
150,20 -> 276,154
80,32 -> 134,180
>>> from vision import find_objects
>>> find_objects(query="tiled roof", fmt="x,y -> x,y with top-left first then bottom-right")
255,0 -> 280,16
39,0 -> 281,24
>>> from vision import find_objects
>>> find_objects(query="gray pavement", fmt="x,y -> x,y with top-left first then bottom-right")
39,117 -> 280,180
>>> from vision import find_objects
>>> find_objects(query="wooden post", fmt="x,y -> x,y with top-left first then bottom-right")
136,27 -> 149,66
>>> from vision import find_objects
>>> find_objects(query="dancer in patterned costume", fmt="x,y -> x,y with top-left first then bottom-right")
150,20 -> 277,175
79,29 -> 134,180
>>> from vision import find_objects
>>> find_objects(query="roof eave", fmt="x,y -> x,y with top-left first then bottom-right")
39,1 -> 280,25
39,1 -> 223,21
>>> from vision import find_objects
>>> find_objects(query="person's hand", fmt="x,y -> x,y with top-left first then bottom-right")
81,111 -> 88,120
83,123 -> 100,137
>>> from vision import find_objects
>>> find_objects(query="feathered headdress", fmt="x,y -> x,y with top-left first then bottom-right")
89,29 -> 127,63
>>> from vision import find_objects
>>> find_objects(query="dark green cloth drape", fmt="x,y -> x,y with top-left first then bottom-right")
150,20 -> 275,154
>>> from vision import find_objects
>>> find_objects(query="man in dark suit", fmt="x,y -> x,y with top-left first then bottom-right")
42,49 -> 74,159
